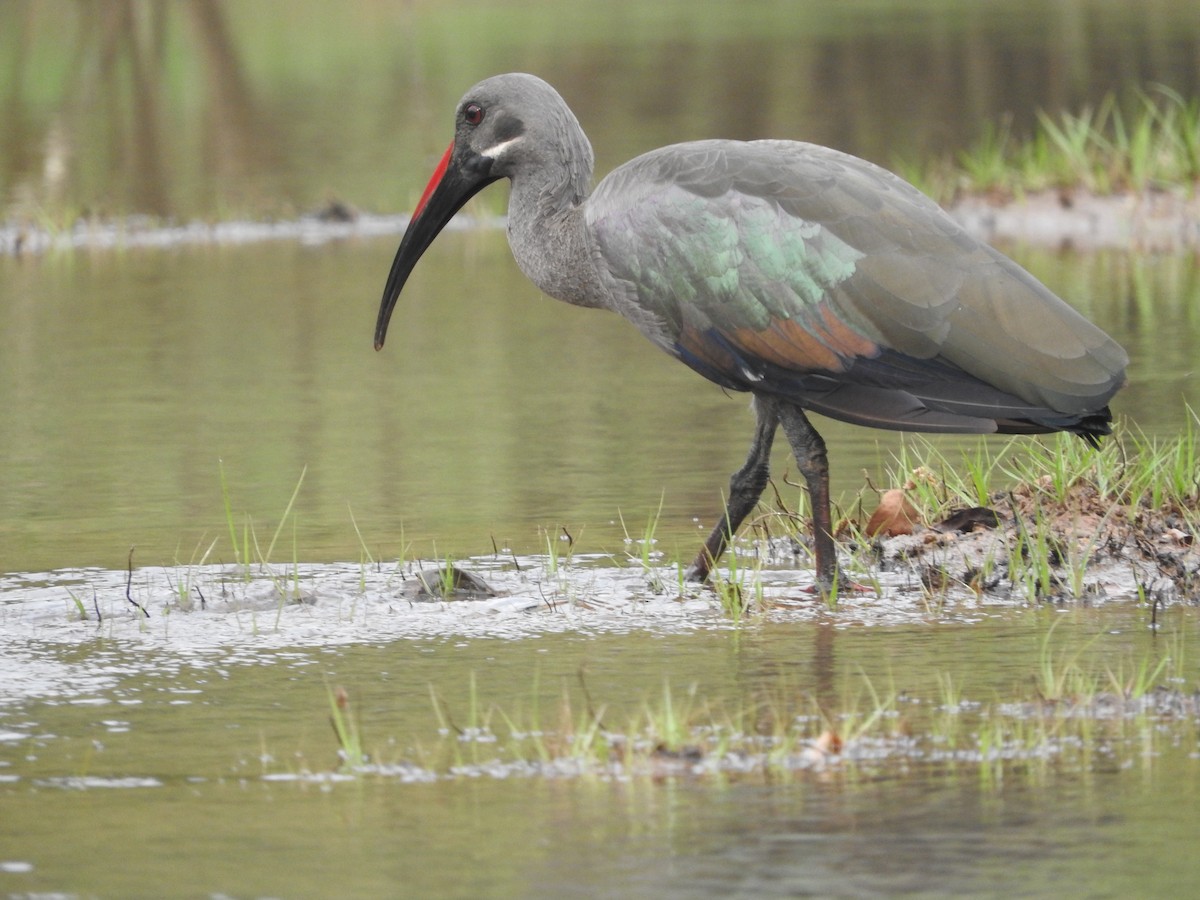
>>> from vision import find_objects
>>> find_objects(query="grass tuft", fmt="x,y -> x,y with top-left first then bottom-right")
327,684 -> 367,770
910,86 -> 1200,202
303,636 -> 1196,784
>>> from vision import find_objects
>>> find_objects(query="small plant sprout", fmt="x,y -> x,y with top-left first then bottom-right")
253,465 -> 307,571
412,547 -> 460,600
347,503 -> 377,587
1034,618 -> 1104,702
710,543 -> 766,622
619,493 -> 666,589
219,459 -> 252,578
327,684 -> 367,770
539,524 -> 577,578
645,680 -> 700,753
170,536 -> 219,611
1105,652 -> 1172,700
65,589 -> 89,621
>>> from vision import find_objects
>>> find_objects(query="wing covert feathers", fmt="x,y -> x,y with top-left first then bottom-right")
587,139 -> 1127,439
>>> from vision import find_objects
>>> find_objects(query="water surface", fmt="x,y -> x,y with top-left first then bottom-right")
1,236 -> 1195,571
2,2 -> 1200,897
2,560 -> 1198,897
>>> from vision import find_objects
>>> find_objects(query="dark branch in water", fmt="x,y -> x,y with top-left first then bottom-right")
125,547 -> 150,618
92,588 -> 102,624
492,533 -> 523,572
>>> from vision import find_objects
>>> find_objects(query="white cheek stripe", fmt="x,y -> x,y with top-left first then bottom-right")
481,137 -> 522,160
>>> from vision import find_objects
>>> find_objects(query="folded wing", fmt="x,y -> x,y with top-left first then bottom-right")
587,139 -> 1127,439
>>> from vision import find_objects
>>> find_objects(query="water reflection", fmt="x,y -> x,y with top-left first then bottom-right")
3,0 -> 1200,222
0,602 -> 1195,897
2,0 -> 277,222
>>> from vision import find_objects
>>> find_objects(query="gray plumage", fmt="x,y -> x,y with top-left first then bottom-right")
374,73 -> 1128,591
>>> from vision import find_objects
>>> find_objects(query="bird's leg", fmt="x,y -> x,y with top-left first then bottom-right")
686,396 -> 780,583
776,402 -> 842,595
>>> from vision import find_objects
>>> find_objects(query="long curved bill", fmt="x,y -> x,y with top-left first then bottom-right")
374,142 -> 499,350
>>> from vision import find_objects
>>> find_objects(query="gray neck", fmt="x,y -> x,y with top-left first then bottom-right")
504,130 -> 607,309
507,202 -> 604,309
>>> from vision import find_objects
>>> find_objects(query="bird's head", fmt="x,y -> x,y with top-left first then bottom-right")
374,73 -> 592,350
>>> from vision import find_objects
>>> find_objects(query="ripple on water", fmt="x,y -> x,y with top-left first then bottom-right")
0,549 -> 1149,708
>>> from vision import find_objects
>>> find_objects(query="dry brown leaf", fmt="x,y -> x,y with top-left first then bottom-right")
813,729 -> 842,755
865,489 -> 921,537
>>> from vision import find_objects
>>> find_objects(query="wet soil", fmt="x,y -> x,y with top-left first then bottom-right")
866,479 -> 1200,606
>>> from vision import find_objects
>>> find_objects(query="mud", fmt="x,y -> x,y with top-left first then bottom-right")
0,205 -> 502,256
3,190 -> 1198,256
865,479 -> 1200,606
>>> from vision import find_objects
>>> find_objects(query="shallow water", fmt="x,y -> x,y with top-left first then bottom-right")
2,0 -> 1198,570
4,2 -> 1200,897
1,556 -> 1198,896
0,234 -> 1196,573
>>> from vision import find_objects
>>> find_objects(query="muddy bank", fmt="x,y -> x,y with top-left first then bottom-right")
862,477 -> 1200,606
0,207 -> 501,256
950,188 -> 1200,252
3,191 -> 1199,256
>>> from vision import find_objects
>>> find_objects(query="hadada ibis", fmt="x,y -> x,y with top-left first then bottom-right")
374,73 -> 1127,593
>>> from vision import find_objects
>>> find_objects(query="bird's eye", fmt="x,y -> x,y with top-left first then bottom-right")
463,103 -> 485,126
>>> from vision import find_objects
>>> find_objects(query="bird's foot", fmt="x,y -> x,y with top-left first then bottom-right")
683,547 -> 720,584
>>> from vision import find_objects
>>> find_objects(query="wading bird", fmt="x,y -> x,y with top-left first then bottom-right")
374,73 -> 1127,593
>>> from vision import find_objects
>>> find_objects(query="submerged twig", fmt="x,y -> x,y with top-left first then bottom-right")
125,547 -> 150,618
491,534 -> 523,572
